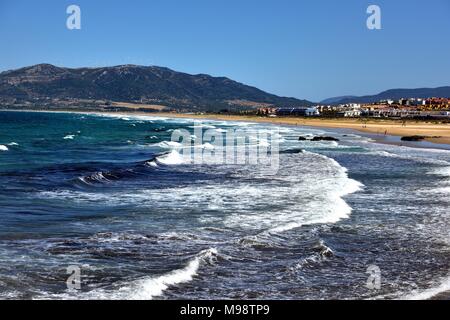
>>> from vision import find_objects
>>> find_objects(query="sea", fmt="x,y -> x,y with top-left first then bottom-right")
0,110 -> 449,300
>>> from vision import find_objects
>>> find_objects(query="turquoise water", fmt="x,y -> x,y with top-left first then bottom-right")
0,111 -> 449,299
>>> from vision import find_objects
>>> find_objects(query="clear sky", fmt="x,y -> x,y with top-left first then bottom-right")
1,0 -> 449,102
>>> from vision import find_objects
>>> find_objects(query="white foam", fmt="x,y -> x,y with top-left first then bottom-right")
402,276 -> 450,300
200,143 -> 215,150
63,135 -> 75,140
0,145 -> 8,151
258,139 -> 270,147
430,186 -> 450,194
224,151 -> 363,233
146,161 -> 158,167
188,124 -> 216,129
78,172 -> 111,185
127,248 -> 217,300
37,150 -> 363,234
155,150 -> 185,165
157,141 -> 183,149
7,142 -> 18,146
429,166 -> 450,177
42,248 -> 217,300
91,113 -> 169,122
371,150 -> 400,158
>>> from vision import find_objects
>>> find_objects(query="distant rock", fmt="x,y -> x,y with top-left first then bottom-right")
312,136 -> 340,142
281,148 -> 305,154
299,136 -> 340,142
400,135 -> 426,141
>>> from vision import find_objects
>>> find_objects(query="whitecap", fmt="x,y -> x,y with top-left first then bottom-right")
188,124 -> 216,129
222,150 -> 364,233
91,113 -> 169,122
155,150 -> 185,165
402,276 -> 450,300
258,139 -> 270,147
41,248 -> 218,300
0,145 -> 8,151
429,166 -> 450,177
200,143 -> 215,150
127,248 -> 217,299
146,161 -> 158,167
157,141 -> 183,149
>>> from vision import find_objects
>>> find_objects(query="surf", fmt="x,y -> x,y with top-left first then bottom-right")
42,248 -> 218,300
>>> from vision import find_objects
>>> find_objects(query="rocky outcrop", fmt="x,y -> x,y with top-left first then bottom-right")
400,135 -> 426,141
299,136 -> 340,142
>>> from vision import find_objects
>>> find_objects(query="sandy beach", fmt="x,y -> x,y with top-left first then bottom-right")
153,113 -> 450,145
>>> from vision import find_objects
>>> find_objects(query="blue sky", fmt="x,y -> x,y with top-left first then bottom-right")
0,0 -> 449,101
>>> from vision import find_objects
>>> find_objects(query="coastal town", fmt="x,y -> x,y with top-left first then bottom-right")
256,97 -> 450,120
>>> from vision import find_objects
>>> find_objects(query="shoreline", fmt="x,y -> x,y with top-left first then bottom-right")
155,113 -> 450,146
3,109 -> 450,149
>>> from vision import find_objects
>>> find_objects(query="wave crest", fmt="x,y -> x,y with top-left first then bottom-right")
43,248 -> 218,300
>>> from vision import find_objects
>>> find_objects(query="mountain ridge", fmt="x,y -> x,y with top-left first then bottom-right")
0,64 -> 313,111
321,87 -> 450,105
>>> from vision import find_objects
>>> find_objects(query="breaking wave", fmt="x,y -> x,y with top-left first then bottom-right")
155,150 -> 185,166
402,275 -> 450,300
43,248 -> 218,300
292,240 -> 335,270
223,151 -> 363,233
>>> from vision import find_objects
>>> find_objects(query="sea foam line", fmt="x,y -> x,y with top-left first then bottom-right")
127,248 -> 217,300
41,248 -> 217,300
268,151 -> 363,233
401,275 -> 450,300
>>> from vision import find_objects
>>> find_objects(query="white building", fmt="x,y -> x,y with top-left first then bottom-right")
305,106 -> 320,116
342,109 -> 362,117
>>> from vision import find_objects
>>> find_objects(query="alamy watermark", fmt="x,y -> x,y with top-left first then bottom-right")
167,124 -> 280,173
66,5 -> 81,30
366,265 -> 381,290
65,5 -> 381,31
66,265 -> 82,291
367,5 -> 381,30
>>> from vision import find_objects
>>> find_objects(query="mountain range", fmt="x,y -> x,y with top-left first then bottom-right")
0,64 -> 313,111
321,87 -> 450,105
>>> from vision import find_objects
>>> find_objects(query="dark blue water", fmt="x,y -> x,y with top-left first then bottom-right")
0,111 -> 449,300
